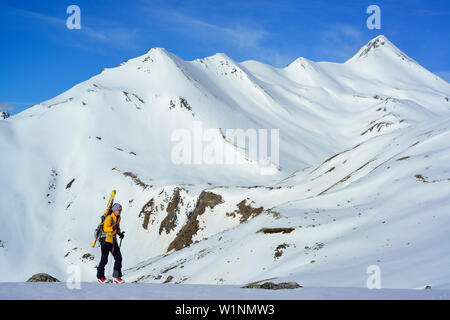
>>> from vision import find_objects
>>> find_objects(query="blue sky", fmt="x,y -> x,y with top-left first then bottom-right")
1,0 -> 449,114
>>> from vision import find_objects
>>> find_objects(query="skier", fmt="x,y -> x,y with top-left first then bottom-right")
96,203 -> 125,283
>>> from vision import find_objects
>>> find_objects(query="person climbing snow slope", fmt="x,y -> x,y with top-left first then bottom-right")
96,203 -> 125,283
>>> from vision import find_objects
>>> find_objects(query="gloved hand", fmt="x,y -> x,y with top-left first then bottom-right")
118,231 -> 125,239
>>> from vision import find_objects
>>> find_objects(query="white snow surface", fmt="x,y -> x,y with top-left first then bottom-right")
1,35 -> 450,294
0,282 -> 448,300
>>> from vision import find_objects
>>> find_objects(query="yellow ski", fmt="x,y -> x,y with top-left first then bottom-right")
90,190 -> 116,247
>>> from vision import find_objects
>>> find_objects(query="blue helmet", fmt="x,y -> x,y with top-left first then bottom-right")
111,203 -> 122,213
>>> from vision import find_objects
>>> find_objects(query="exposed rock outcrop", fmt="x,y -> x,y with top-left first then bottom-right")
26,273 -> 60,282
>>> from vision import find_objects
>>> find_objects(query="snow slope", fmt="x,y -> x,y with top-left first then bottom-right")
1,36 -> 450,292
1,282 -> 448,300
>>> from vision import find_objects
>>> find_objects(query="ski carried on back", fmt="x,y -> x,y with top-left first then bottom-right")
90,190 -> 116,248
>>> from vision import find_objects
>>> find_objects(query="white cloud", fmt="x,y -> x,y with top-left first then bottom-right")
144,8 -> 297,67
323,24 -> 363,43
318,24 -> 365,61
150,9 -> 268,50
0,102 -> 14,111
17,9 -> 140,49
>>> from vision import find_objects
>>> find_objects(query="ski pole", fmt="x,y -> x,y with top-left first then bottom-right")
119,231 -> 125,248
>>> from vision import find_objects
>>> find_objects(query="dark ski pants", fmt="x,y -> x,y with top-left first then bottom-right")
96,238 -> 122,279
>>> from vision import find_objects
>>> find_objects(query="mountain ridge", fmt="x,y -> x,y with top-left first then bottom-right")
1,36 -> 450,287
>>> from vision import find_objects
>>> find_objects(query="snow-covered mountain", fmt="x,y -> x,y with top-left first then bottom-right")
1,35 -> 450,290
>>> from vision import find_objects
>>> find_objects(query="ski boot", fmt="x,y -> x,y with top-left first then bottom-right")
113,277 -> 124,284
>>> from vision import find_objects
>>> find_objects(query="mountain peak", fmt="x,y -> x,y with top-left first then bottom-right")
346,35 -> 417,64
286,57 -> 314,69
356,35 -> 390,57
145,47 -> 170,55
197,53 -> 239,68
141,47 -> 175,62
206,52 -> 235,63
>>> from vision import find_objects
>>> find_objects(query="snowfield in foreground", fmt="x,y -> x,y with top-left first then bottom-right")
0,283 -> 449,300
1,35 -> 450,292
